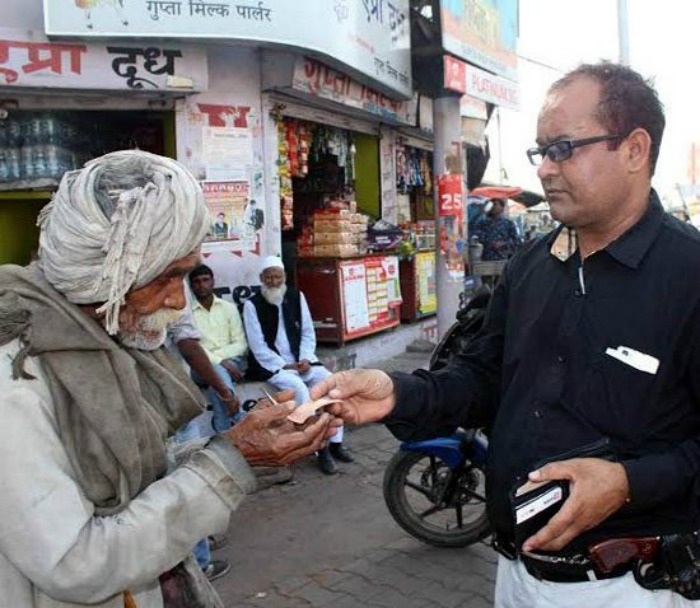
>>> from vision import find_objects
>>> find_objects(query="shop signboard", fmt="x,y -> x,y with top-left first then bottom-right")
43,0 -> 412,98
291,58 -> 416,126
439,0 -> 518,82
460,94 -> 488,120
0,27 -> 207,91
443,55 -> 519,111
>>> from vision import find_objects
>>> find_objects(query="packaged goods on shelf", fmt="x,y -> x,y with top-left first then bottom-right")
313,243 -> 360,257
314,219 -> 353,232
314,208 -> 352,219
314,231 -> 363,245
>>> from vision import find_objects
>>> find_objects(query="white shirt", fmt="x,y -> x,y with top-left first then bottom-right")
242,292 -> 317,373
0,338 -> 255,608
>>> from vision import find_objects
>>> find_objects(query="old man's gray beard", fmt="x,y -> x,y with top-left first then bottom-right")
116,308 -> 183,350
261,284 -> 287,306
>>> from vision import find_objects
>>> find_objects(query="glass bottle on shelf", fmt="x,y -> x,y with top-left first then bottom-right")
20,144 -> 35,180
6,147 -> 21,181
0,149 -> 8,182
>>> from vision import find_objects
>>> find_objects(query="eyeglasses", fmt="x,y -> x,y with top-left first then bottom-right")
526,134 -> 623,166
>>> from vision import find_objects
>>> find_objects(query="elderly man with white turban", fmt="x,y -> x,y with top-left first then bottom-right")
243,255 -> 353,475
0,151 -> 336,608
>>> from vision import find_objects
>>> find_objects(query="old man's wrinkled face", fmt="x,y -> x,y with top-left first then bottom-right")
117,252 -> 199,350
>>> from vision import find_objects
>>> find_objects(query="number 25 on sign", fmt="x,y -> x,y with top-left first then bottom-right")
437,173 -> 464,217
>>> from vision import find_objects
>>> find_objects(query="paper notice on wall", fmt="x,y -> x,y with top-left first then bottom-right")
381,255 -> 402,306
380,129 -> 397,224
416,251 -> 437,314
365,258 -> 389,325
341,262 -> 370,332
203,127 -> 253,181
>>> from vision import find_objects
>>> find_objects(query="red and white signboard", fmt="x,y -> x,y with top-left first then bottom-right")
437,173 -> 464,218
443,55 -> 466,93
443,55 -> 519,111
436,173 -> 466,278
292,58 -> 416,126
0,27 -> 207,91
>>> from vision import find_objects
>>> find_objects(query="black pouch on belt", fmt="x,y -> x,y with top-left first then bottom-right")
635,532 -> 700,599
511,438 -> 616,551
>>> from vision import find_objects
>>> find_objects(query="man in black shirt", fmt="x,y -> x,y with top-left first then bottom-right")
312,63 -> 700,605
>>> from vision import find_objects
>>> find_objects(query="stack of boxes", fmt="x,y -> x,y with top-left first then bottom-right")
299,207 -> 369,258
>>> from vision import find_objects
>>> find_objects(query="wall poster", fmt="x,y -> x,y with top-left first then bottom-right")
437,172 -> 466,280
202,126 -> 253,181
415,251 -> 437,314
202,180 -> 261,253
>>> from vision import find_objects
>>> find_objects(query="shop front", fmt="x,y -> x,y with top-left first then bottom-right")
37,0 -> 414,317
261,54 -> 433,343
6,0 -> 425,351
0,25 -> 207,264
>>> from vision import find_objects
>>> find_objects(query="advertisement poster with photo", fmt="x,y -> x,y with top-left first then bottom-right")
202,180 -> 263,253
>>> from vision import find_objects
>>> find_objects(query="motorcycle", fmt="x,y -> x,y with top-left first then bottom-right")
382,287 -> 492,548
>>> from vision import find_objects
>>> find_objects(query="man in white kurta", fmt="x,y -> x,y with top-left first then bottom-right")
243,256 -> 353,475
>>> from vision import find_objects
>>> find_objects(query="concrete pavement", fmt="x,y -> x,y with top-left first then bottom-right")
212,350 -> 498,607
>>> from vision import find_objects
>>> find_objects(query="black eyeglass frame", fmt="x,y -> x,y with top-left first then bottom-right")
526,134 -> 624,166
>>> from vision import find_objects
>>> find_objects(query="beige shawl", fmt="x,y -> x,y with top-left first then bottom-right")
0,265 -> 205,515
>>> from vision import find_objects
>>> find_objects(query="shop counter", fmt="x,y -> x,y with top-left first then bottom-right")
296,254 -> 402,345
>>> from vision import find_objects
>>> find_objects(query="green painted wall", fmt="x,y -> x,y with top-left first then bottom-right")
0,197 -> 47,265
353,133 -> 380,219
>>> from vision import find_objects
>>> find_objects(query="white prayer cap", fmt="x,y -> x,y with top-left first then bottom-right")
261,255 -> 285,272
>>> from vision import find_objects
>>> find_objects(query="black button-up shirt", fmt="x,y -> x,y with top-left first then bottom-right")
386,191 -> 700,552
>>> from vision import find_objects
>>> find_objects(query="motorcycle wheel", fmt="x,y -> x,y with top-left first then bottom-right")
382,450 -> 490,548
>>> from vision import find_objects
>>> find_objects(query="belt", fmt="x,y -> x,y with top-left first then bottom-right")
521,551 -> 633,583
492,535 -> 632,583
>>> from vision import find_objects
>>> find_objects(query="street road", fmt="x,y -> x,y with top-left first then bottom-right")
213,367 -> 497,608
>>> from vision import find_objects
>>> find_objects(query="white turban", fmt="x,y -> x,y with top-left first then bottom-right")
261,255 -> 285,273
38,150 -> 209,334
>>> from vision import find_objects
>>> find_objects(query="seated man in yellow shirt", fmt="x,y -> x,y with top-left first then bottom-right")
189,264 -> 248,432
